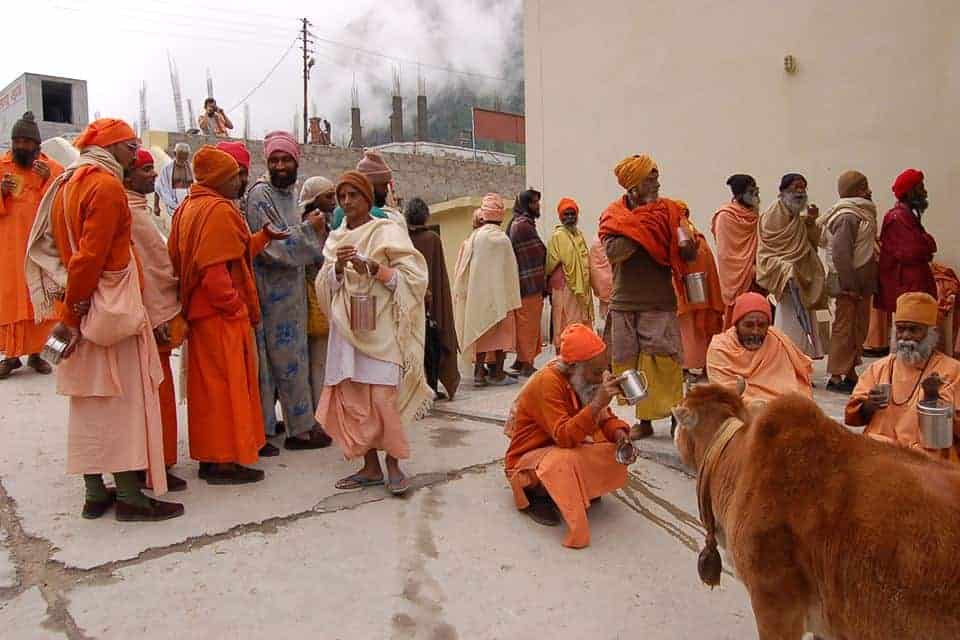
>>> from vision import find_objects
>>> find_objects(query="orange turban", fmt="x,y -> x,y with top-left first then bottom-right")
559,323 -> 607,363
74,118 -> 137,149
895,292 -> 938,326
336,170 -> 374,209
614,154 -> 657,190
556,197 -> 579,218
480,193 -> 505,222
731,292 -> 771,325
192,145 -> 239,188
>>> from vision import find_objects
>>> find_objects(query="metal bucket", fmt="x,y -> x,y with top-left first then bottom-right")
41,334 -> 69,365
683,272 -> 708,305
917,400 -> 954,450
617,369 -> 648,405
349,294 -> 378,333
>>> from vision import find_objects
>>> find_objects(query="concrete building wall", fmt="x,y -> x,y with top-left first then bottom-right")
524,0 -> 960,267
162,132 -> 526,207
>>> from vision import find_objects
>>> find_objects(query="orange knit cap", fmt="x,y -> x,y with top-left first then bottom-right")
192,145 -> 239,188
731,292 -> 771,325
559,323 -> 607,363
336,170 -> 374,209
614,154 -> 657,190
73,118 -> 137,149
557,197 -> 579,218
895,292 -> 938,326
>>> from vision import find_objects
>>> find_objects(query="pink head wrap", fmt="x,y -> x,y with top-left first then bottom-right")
264,130 -> 300,163
480,193 -> 505,222
356,149 -> 393,184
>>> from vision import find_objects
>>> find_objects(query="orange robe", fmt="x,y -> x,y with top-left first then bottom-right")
588,237 -> 612,320
505,363 -> 629,548
0,152 -> 63,356
128,190 -> 183,466
675,218 -> 724,370
706,326 -> 813,405
168,184 -> 269,465
845,352 -> 960,463
51,165 -> 166,492
710,202 -> 759,328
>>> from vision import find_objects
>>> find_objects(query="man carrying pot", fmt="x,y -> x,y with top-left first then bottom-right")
503,323 -> 632,549
845,292 -> 960,463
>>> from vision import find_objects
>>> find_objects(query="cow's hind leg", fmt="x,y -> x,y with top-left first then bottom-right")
749,591 -> 806,640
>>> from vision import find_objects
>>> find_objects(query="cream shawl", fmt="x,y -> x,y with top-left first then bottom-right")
453,223 -> 522,355
24,146 -> 124,322
317,217 -> 431,426
127,191 -> 182,328
818,197 -> 878,272
756,198 -> 825,307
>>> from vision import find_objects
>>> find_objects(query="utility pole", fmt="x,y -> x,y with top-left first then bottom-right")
300,18 -> 315,145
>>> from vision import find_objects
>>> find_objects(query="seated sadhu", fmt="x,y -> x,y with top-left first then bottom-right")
846,292 -> 960,462
504,323 -> 631,549
706,291 -> 813,404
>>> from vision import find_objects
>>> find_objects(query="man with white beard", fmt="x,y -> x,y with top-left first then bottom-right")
845,292 -> 960,463
503,323 -> 632,548
756,173 -> 826,359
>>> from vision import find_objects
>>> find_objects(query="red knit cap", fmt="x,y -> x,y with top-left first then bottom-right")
892,169 -> 924,200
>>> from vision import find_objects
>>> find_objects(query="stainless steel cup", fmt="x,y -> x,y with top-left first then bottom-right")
875,383 -> 892,406
683,272 -> 708,305
618,369 -> 648,405
615,441 -> 638,465
349,294 -> 378,332
41,334 -> 69,365
917,400 -> 954,449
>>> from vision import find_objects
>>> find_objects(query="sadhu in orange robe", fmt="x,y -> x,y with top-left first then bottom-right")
505,363 -> 629,548
706,326 -> 813,405
846,351 -> 960,463
0,151 -> 63,356
168,183 -> 270,465
673,208 -> 724,371
128,189 -> 186,466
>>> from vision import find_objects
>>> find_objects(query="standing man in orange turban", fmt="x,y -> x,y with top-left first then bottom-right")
169,145 -> 288,484
546,197 -> 594,348
124,148 -> 187,490
598,154 -> 697,439
846,292 -> 960,463
507,188 -> 547,378
711,174 -> 763,328
26,118 -> 183,521
0,112 -> 62,378
504,323 -> 631,548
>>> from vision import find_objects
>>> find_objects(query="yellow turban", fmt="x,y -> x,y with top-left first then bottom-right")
895,292 -> 938,327
614,154 -> 657,190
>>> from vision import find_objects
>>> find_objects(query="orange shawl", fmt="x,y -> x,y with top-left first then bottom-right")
710,202 -> 759,307
167,184 -> 261,324
598,196 -> 689,270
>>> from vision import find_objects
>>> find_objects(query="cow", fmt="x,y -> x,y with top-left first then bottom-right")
672,382 -> 960,639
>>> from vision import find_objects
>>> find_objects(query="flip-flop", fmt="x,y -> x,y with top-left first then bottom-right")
386,475 -> 410,496
335,474 -> 385,490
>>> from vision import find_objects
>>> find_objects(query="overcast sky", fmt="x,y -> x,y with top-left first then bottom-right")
2,0 -> 520,142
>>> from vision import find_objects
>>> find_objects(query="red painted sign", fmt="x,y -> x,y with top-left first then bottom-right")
473,107 -> 525,145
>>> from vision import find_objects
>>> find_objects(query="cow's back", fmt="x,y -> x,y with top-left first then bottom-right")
722,394 -> 960,639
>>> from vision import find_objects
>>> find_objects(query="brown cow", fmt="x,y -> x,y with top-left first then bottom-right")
672,383 -> 960,639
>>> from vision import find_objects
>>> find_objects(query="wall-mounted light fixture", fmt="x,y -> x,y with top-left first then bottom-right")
784,55 -> 798,75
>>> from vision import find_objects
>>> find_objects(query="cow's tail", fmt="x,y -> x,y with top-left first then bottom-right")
698,531 -> 723,588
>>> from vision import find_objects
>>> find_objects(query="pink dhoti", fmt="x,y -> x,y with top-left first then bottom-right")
508,442 -> 627,549
550,286 -> 591,349
473,310 -> 517,363
316,381 -> 409,459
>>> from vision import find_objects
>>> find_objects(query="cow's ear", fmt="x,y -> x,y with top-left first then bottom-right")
735,376 -> 746,396
672,405 -> 698,429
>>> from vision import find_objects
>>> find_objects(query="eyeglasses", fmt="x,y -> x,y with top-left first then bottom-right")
124,140 -> 141,153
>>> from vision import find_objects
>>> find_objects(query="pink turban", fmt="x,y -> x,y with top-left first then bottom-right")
356,149 -> 392,184
264,130 -> 300,163
892,169 -> 924,200
480,193 -> 505,222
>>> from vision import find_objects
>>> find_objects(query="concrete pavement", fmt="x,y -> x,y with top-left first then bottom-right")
0,345 -> 859,638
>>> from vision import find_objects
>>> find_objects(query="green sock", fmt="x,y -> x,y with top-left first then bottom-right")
83,474 -> 108,503
114,471 -> 151,508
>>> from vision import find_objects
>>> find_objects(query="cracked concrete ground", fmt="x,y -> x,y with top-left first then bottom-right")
0,349 -> 856,638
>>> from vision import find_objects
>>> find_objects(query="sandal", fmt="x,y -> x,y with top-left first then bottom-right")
335,473 -> 384,490
386,473 -> 410,496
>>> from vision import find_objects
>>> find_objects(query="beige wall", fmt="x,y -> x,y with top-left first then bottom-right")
524,0 -> 960,267
430,195 -> 484,279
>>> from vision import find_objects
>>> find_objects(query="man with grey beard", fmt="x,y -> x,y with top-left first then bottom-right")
846,292 -> 960,463
503,323 -> 632,548
756,173 -> 827,360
